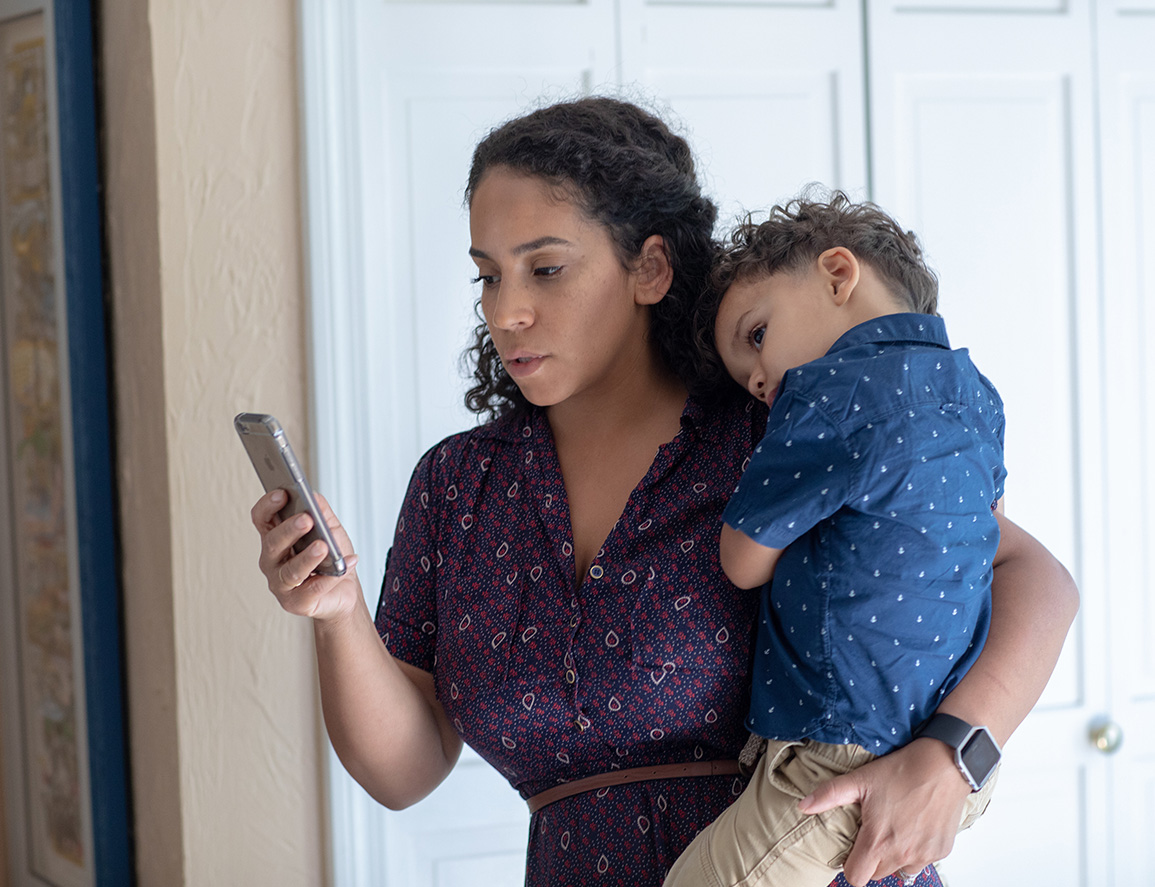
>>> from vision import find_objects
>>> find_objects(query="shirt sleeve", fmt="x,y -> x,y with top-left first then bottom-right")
991,412 -> 1007,504
721,390 -> 855,550
977,371 -> 1008,505
374,444 -> 445,673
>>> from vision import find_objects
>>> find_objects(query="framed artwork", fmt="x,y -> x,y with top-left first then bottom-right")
0,1 -> 129,884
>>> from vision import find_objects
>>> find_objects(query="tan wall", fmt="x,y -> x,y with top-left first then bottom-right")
100,1 -> 326,884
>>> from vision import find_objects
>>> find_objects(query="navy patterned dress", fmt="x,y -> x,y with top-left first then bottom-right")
375,396 -> 943,887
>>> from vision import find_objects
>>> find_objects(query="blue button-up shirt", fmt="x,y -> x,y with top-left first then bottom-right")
722,313 -> 1005,753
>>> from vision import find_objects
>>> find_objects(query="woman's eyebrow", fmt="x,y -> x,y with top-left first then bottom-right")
469,236 -> 574,260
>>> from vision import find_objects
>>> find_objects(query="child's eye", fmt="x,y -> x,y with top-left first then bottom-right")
750,326 -> 766,350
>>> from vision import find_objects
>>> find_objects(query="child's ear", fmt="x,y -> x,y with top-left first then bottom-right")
634,234 -> 674,306
818,247 -> 860,307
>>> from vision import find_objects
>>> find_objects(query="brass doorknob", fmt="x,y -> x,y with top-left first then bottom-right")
1089,718 -> 1123,754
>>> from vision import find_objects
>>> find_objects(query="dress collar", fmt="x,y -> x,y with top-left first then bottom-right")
477,389 -> 751,447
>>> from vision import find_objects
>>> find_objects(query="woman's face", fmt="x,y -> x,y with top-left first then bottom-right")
468,167 -> 654,411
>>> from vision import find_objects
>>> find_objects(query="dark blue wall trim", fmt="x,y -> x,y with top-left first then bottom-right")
53,1 -> 133,883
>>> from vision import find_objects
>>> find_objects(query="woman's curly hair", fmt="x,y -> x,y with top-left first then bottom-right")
461,96 -> 720,421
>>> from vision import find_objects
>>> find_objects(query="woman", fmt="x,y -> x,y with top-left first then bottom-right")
251,97 -> 1077,886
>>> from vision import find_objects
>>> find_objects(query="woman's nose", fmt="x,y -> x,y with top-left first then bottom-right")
489,282 -> 534,330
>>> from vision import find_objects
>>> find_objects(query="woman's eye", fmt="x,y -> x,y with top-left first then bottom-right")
534,265 -> 562,278
471,274 -> 499,288
750,326 -> 766,350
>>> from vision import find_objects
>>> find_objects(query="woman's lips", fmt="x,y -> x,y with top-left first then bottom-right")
504,352 -> 545,378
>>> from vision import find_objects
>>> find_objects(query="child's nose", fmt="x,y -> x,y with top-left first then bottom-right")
747,370 -> 767,401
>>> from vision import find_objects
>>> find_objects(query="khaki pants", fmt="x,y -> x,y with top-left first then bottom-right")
663,737 -> 997,887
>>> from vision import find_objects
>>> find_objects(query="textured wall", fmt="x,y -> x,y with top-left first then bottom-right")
100,1 -> 326,884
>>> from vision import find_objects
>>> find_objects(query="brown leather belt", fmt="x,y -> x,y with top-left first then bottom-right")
526,760 -> 742,814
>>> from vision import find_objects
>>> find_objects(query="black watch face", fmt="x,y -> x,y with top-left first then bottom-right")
961,730 -> 1001,786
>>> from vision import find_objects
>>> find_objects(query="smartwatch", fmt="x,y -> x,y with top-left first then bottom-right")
913,713 -> 1001,792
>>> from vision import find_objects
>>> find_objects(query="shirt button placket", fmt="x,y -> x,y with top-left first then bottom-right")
563,651 -> 576,689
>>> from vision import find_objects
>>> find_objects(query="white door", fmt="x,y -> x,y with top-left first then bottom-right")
867,2 -> 1155,883
300,1 -> 1147,884
867,2 -> 1108,881
1096,1 -> 1155,882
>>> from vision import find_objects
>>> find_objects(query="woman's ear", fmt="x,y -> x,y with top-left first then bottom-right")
818,247 -> 860,307
634,234 -> 674,306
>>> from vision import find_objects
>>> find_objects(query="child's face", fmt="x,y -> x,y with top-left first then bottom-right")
714,267 -> 847,406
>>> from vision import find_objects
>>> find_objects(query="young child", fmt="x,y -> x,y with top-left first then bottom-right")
665,191 -> 1003,887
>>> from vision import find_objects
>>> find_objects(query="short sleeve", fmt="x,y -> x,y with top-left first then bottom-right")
374,445 -> 444,673
992,396 -> 1008,504
974,370 -> 1008,506
721,391 -> 855,550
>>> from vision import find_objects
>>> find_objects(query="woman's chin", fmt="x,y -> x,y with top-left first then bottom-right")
508,377 -> 560,409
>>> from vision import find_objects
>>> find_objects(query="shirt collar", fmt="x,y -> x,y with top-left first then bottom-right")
827,313 -> 950,355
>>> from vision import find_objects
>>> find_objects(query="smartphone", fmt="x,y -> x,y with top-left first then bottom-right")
234,412 -> 347,577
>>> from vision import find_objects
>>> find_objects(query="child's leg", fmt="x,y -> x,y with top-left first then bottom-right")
663,739 -> 876,887
958,764 -> 999,831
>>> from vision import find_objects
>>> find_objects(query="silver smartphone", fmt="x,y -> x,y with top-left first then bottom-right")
234,412 -> 347,577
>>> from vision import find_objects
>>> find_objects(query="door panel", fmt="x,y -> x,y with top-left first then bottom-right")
633,0 -> 868,213
1097,3 -> 1155,883
655,74 -> 863,223
867,2 -> 1107,883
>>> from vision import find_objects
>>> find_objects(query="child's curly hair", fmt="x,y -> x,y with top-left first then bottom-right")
693,188 -> 940,391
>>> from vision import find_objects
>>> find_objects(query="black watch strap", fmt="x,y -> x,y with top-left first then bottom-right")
915,712 -> 974,748
914,713 -> 1001,792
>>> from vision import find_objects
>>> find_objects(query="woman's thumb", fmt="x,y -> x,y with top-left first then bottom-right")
798,772 -> 864,815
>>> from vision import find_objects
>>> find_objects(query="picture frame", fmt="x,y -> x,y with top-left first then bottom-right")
0,1 -> 129,884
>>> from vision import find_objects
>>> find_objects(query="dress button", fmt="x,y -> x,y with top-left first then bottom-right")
565,669 -> 576,684
589,565 -> 604,579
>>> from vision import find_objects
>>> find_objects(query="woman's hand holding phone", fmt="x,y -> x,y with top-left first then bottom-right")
251,488 -> 363,624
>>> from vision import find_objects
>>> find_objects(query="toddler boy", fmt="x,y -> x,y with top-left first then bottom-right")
665,191 -> 1003,887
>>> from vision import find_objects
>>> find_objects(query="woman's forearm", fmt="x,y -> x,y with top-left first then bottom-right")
313,598 -> 462,809
251,487 -> 458,807
937,511 -> 1079,743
